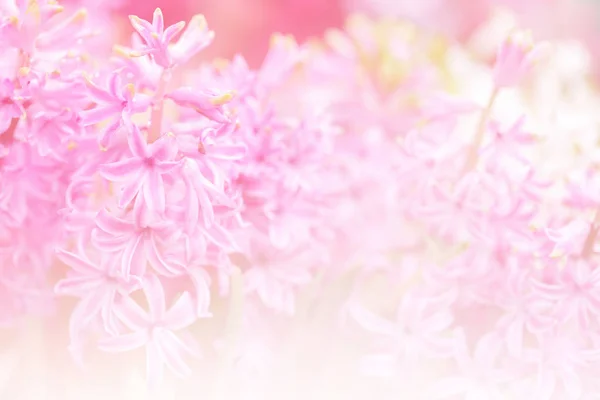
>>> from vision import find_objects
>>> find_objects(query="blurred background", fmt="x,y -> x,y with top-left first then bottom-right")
62,0 -> 600,71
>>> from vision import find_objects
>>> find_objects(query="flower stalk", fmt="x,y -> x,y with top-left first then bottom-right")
148,68 -> 172,143
461,87 -> 500,174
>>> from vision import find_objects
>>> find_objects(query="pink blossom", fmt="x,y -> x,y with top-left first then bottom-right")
544,219 -> 591,258
99,122 -> 181,212
98,274 -> 200,386
532,258 -> 600,330
241,243 -> 314,314
522,332 -> 600,400
1,2 -> 89,54
54,247 -> 139,344
493,30 -> 549,88
128,8 -> 185,68
426,332 -> 516,399
481,115 -> 537,168
495,268 -> 555,357
168,13 -> 215,66
79,71 -> 150,148
563,168 -> 600,211
91,208 -> 182,278
350,289 -> 457,376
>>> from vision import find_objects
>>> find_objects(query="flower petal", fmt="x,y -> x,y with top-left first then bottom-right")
142,274 -> 166,322
127,124 -> 149,159
80,105 -> 121,126
91,228 -> 128,252
146,233 -> 183,277
143,172 -> 165,213
54,248 -> 98,274
100,158 -> 143,181
114,295 -> 149,330
163,21 -> 186,43
349,302 -> 396,336
155,330 -> 193,378
164,292 -> 197,330
121,235 -> 144,278
119,171 -> 147,208
55,276 -> 103,296
69,288 -> 109,342
95,211 -> 132,236
202,223 -> 236,250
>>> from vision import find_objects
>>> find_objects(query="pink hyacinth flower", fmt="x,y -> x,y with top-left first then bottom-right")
99,122 -> 182,213
128,8 -> 185,68
54,248 -> 139,342
98,274 -> 200,386
128,9 -> 215,68
79,71 -> 150,148
91,208 -> 183,278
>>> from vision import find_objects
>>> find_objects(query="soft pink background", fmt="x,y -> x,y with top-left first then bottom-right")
65,0 -> 600,69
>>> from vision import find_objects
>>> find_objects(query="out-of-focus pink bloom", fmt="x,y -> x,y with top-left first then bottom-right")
426,332 -> 515,399
544,219 -> 591,258
493,30 -> 549,88
0,2 -> 89,54
350,289 -> 457,376
347,0 -> 490,41
532,258 -> 600,330
563,168 -> 600,211
240,243 -> 314,315
494,268 -> 555,358
522,332 -> 600,400
481,115 -> 536,167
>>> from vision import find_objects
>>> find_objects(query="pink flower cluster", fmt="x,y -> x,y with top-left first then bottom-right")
2,1 -> 600,398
